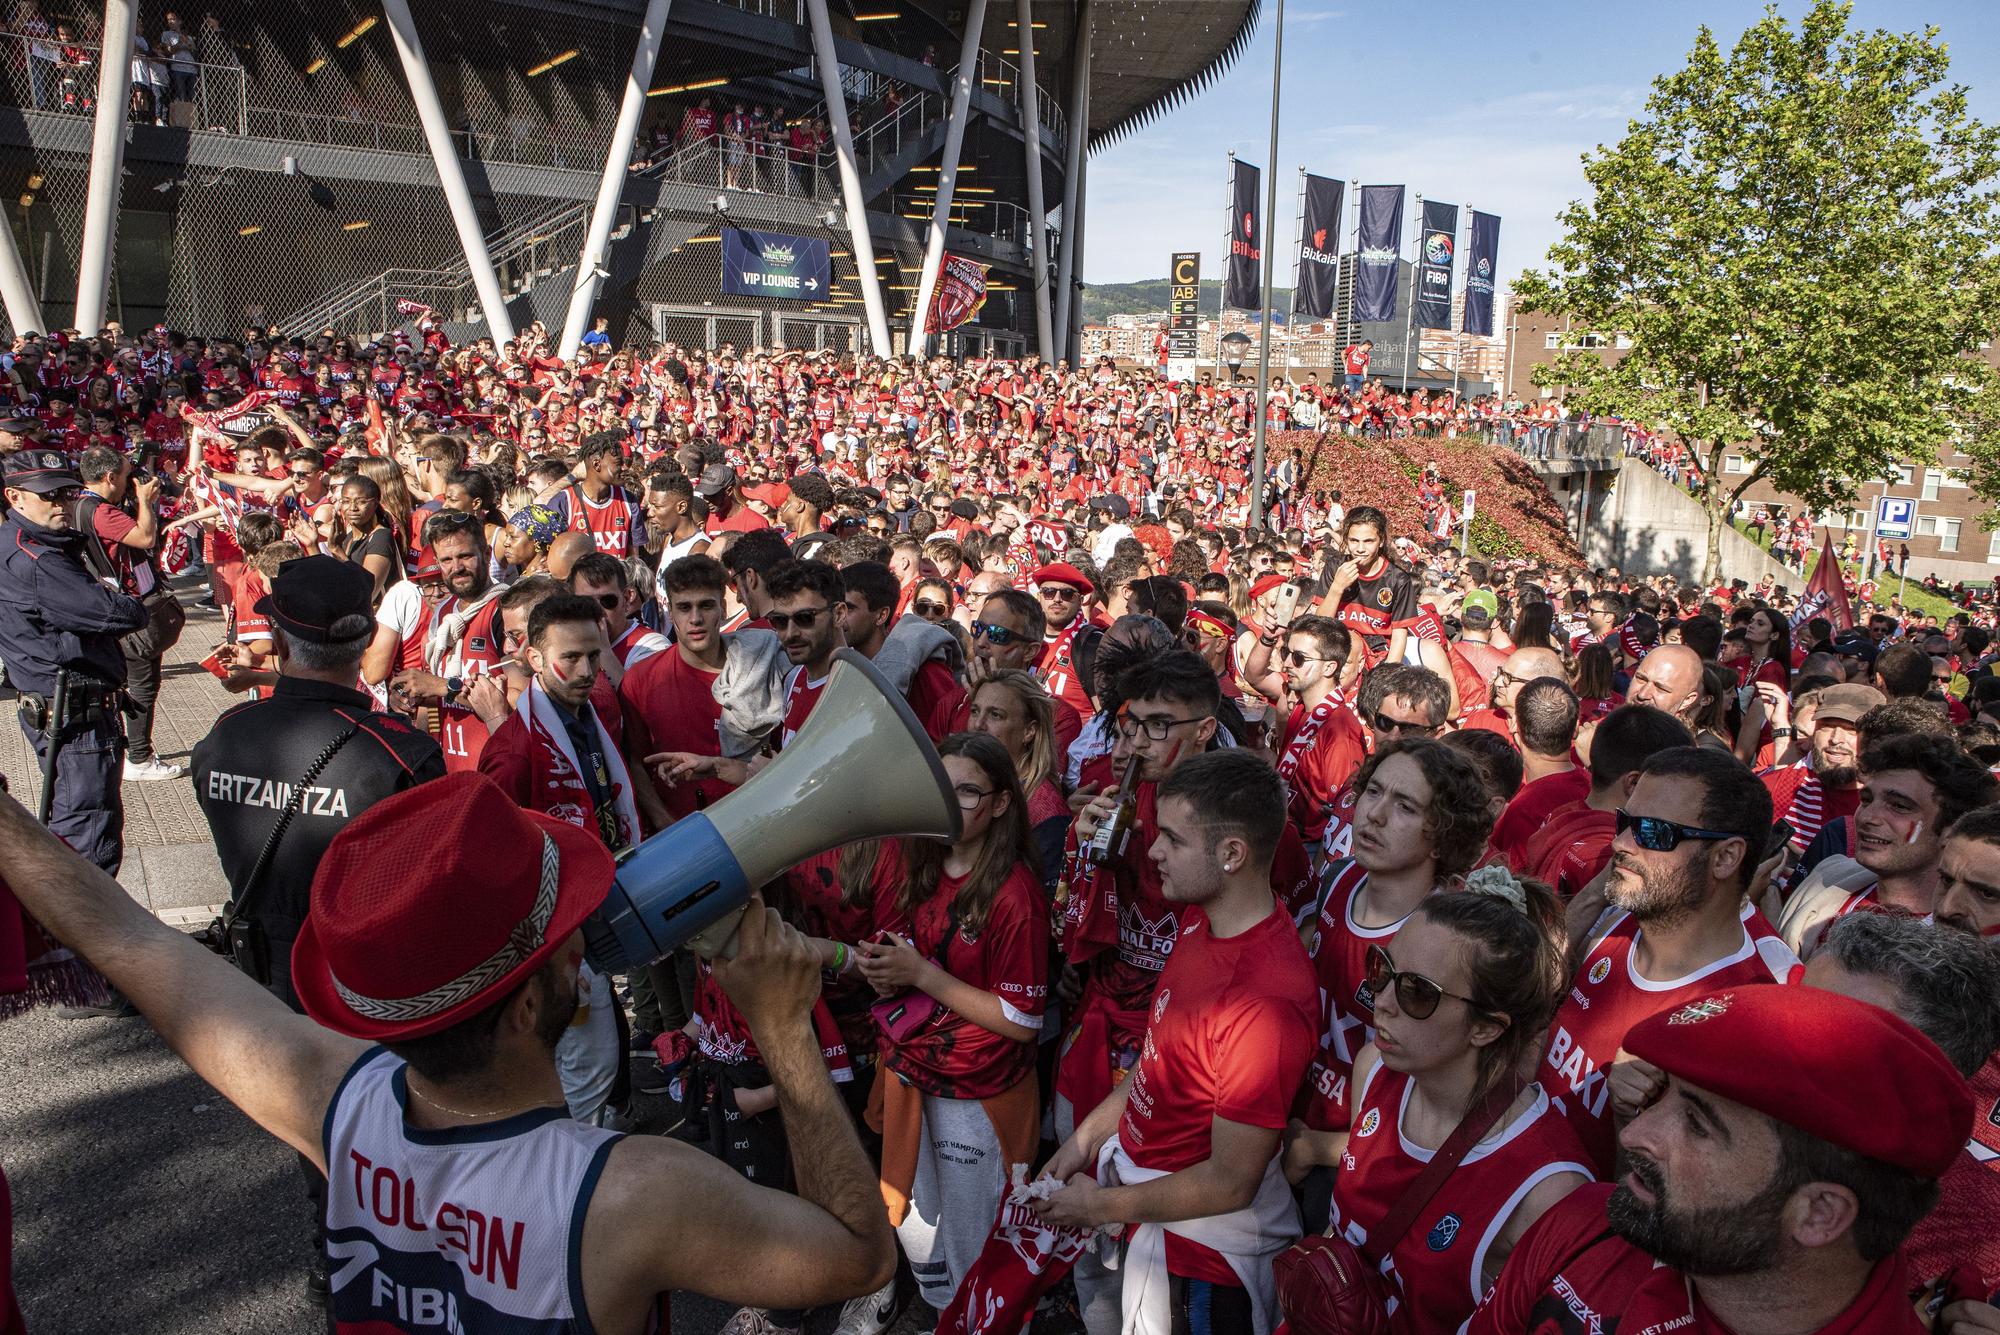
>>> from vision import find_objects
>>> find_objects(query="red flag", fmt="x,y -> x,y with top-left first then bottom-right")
1790,533 -> 1855,634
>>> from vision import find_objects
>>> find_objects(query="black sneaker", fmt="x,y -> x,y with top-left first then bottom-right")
629,1026 -> 660,1054
632,1056 -> 673,1096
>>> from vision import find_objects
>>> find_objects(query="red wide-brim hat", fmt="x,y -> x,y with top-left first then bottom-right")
292,772 -> 614,1042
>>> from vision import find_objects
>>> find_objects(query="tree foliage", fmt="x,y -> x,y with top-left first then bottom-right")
1514,2 -> 2000,577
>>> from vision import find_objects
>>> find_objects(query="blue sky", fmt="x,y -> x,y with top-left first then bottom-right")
1081,0 -> 2000,300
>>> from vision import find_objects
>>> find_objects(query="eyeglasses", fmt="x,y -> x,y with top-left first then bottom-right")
913,600 -> 949,618
1364,945 -> 1486,1022
1373,711 -> 1440,738
766,605 -> 829,632
1615,809 -> 1739,853
1115,709 -> 1203,742
953,783 -> 996,810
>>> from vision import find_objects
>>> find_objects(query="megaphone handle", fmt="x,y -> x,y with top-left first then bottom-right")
686,908 -> 744,961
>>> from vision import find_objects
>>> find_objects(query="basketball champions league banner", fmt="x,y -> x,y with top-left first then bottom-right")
1461,210 -> 1502,336
1414,200 -> 1459,330
1294,175 -> 1344,321
1224,158 -> 1262,311
1354,185 -> 1404,322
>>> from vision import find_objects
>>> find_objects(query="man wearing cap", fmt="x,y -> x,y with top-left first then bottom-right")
701,463 -> 770,535
0,449 -> 147,874
1471,987 -> 1971,1334
1450,588 -> 1508,688
1033,561 -> 1098,719
0,773 -> 896,1331
1758,682 -> 1882,854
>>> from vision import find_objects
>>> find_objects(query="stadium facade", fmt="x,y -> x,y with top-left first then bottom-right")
0,0 -> 1260,360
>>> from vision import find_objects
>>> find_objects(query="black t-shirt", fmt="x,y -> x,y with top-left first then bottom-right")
1337,558 -> 1420,653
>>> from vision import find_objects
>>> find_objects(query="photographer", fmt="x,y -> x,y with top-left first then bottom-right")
76,445 -> 186,780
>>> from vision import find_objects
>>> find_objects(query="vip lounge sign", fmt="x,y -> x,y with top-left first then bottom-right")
720,227 -> 831,300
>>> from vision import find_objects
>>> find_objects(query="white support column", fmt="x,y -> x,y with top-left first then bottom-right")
0,214 -> 47,337
1015,0 -> 1053,363
1051,0 -> 1090,357
1065,150 -> 1086,362
73,0 -> 136,332
383,0 -> 516,347
907,0 -> 988,348
557,0 -> 673,361
805,0 -> 891,356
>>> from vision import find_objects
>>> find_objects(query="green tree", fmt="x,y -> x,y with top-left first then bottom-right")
1514,1 -> 2000,584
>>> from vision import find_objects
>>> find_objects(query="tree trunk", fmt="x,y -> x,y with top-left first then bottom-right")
1700,453 -> 1727,588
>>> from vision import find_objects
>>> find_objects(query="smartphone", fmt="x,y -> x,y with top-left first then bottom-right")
1763,819 -> 1795,860
1270,582 -> 1303,625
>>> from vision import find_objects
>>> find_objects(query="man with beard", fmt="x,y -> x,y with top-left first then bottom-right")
1517,705 -> 1693,899
1033,561 -> 1099,718
1805,911 -> 2000,1320
1544,747 -> 1801,1177
1471,987 -> 1970,1335
1458,644 -> 1565,739
957,587 -> 1084,758
1775,732 -> 1998,956
1759,683 -> 1881,851
1932,808 -> 2000,1193
1269,615 -> 1367,860
767,557 -> 848,749
389,510 -> 509,771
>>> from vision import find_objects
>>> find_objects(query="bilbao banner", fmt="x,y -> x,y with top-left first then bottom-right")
1354,185 -> 1404,323
926,254 -> 989,333
1224,158 -> 1262,311
1461,210 -> 1502,336
1414,200 -> 1459,330
720,226 -> 831,300
1294,174 -> 1345,321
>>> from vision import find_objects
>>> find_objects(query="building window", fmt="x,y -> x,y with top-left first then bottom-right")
1889,463 -> 1914,485
1940,518 -> 1961,553
1575,332 -> 1610,348
1544,333 -> 1559,348
1989,529 -> 2000,563
1917,517 -> 1938,538
1724,455 -> 1748,474
1922,469 -> 1942,502
1848,510 -> 1868,530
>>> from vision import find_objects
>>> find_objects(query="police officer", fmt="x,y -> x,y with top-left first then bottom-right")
0,448 -> 147,874
191,554 -> 445,1009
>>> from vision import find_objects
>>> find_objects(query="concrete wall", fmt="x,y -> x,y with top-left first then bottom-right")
1540,460 -> 1802,588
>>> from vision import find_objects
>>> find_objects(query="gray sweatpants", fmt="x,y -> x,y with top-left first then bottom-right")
896,1094 -> 1011,1312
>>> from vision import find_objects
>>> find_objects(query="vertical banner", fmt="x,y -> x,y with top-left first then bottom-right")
925,254 -> 989,332
1167,251 -> 1201,379
1353,185 -> 1404,323
1224,158 -> 1262,311
1294,174 -> 1344,320
1461,210 -> 1501,336
1414,200 -> 1459,331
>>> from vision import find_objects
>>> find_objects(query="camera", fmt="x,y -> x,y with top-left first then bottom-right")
132,467 -> 184,500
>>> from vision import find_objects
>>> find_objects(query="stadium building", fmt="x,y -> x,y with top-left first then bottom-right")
0,0 -> 1260,360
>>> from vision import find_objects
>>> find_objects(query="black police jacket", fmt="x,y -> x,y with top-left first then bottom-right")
191,676 -> 446,939
0,511 -> 146,694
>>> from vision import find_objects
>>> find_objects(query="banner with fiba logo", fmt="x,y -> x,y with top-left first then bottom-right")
1461,209 -> 1502,336
1294,174 -> 1345,320
1414,199 -> 1459,331
926,253 -> 989,333
1223,157 -> 1261,311
1353,184 -> 1404,322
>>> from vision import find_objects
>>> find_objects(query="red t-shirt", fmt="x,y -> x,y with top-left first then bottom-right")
883,862 -> 1048,1100
1297,860 -> 1409,1132
780,665 -> 828,749
907,657 -> 968,744
704,499 -> 770,535
1489,767 -> 1591,869
1276,698 -> 1368,847
1468,1184 -> 1923,1334
618,645 -> 731,822
1116,903 -> 1316,1283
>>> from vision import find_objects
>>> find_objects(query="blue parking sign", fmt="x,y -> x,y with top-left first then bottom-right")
1875,496 -> 1915,541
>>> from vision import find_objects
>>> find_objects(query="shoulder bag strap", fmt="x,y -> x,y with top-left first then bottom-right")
1370,1072 -> 1528,1255
221,723 -> 363,932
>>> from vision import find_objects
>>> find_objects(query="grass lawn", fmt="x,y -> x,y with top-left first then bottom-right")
1735,519 -> 1967,619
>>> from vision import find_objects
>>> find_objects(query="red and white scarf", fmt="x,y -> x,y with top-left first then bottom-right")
518,680 -> 640,853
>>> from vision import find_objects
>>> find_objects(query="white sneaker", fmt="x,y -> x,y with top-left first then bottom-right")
123,757 -> 184,782
719,1310 -> 800,1335
833,1278 -> 897,1335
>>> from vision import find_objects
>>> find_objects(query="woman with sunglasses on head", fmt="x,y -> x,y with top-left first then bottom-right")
857,732 -> 1048,1322
1300,870 -> 1590,1334
911,577 -> 954,625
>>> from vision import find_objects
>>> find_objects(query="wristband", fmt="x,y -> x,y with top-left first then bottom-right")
831,942 -> 848,973
1771,727 -> 1793,737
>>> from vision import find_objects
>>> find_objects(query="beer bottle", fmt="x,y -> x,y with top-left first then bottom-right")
1084,755 -> 1142,866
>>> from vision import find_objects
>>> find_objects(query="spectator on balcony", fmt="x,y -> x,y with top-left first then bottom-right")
678,93 -> 717,150
18,0 -> 60,111
721,100 -> 751,190
52,22 -> 91,114
129,34 -> 167,125
156,11 -> 197,110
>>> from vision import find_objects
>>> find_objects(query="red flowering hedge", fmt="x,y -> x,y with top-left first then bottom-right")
1275,431 -> 1580,563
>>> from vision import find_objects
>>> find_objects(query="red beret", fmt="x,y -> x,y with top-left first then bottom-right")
1624,987 -> 1971,1178
1249,574 -> 1288,601
1032,562 -> 1093,593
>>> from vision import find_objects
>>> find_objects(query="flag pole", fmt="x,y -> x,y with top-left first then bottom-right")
1218,152 -> 1235,386
1401,191 -> 1421,392
1249,0 -> 1286,533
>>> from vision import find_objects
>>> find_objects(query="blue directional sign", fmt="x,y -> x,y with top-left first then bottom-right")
720,226 -> 830,301
1875,496 -> 1915,542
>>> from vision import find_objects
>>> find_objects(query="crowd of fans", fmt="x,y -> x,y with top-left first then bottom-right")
6,311 -> 2000,1335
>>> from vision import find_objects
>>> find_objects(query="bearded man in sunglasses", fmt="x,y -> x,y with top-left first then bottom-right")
956,588 -> 1086,759
1544,746 -> 1802,1178
1269,616 -> 1367,860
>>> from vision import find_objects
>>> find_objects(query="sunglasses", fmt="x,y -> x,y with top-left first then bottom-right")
587,592 -> 623,611
970,620 -> 1024,646
766,606 -> 829,632
1282,649 -> 1327,668
1039,585 -> 1080,600
1373,712 -> 1439,737
913,600 -> 949,618
1615,808 -> 1739,853
1364,944 -> 1486,1022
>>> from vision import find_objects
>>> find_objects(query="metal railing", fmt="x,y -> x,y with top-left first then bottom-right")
0,29 -> 247,133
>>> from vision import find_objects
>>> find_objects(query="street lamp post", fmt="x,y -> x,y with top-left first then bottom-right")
1221,330 -> 1252,384
1248,0 -> 1286,534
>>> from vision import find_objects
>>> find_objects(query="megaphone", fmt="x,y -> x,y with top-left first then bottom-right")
584,647 -> 961,970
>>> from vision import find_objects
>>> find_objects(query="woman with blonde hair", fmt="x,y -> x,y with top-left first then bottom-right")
964,668 -> 1066,883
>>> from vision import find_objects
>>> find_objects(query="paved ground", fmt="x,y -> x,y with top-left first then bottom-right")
0,582 -> 932,1334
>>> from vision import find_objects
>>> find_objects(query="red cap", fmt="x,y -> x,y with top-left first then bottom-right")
410,545 -> 441,580
1032,562 -> 1093,593
291,774 -> 613,1041
1249,573 -> 1288,601
1624,987 -> 1972,1178
743,481 -> 792,511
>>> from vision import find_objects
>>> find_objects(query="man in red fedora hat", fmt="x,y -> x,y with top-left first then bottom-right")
0,773 -> 894,1332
